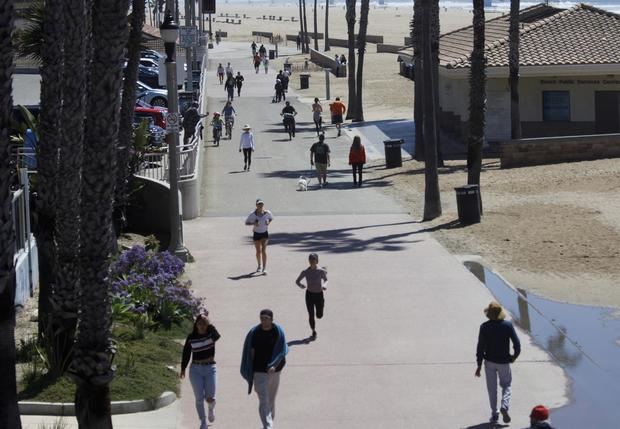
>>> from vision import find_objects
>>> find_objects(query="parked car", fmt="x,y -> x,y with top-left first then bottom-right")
123,62 -> 161,89
134,104 -> 167,129
140,58 -> 160,69
140,49 -> 165,62
136,81 -> 168,107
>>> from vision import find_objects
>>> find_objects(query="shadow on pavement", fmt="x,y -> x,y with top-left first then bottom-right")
269,221 -> 423,254
287,336 -> 316,347
463,423 -> 509,429
227,272 -> 261,281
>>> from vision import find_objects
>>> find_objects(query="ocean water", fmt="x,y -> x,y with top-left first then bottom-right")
232,0 -> 620,13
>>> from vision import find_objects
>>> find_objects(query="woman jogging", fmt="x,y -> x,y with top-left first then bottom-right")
239,124 -> 255,171
312,98 -> 323,135
295,253 -> 328,339
245,199 -> 273,274
181,313 -> 221,429
348,135 -> 367,187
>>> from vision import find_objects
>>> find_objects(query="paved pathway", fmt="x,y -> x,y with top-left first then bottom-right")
20,41 -> 568,429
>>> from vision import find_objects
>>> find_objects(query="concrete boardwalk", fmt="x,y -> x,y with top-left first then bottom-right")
21,41 -> 567,429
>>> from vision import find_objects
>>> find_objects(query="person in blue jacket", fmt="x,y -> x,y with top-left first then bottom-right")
241,309 -> 288,429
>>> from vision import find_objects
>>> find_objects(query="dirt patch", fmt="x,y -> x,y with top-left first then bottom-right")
364,157 -> 620,308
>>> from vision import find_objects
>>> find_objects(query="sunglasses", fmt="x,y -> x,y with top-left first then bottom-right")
260,316 -> 272,320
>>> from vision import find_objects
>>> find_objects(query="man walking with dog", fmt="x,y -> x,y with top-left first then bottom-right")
310,134 -> 331,188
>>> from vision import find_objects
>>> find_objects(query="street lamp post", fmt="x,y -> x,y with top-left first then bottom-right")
160,10 -> 189,262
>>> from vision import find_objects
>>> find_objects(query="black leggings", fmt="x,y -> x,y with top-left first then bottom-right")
243,148 -> 252,167
314,117 -> 322,134
305,291 -> 324,330
352,163 -> 363,184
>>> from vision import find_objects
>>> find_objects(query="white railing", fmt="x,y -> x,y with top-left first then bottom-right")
137,46 -> 208,184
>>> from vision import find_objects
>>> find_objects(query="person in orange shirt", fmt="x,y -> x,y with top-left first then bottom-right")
348,135 -> 367,187
329,97 -> 346,136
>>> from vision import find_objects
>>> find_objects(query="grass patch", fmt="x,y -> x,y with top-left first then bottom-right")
18,321 -> 191,403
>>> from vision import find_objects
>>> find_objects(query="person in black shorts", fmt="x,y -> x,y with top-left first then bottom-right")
245,199 -> 274,274
295,253 -> 328,339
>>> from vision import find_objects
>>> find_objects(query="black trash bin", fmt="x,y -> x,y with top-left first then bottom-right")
454,184 -> 481,225
383,138 -> 404,168
300,73 -> 310,89
269,49 -> 276,60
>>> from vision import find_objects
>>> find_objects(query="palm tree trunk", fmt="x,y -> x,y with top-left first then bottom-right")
313,0 -> 319,50
421,0 -> 441,220
302,0 -> 309,53
345,0 -> 356,120
467,0 -> 486,185
298,0 -> 304,49
35,0 -> 64,345
48,0 -> 88,378
431,0 -> 443,167
324,0 -> 330,51
412,1 -> 424,160
68,1 -> 129,427
0,1 -> 21,427
509,0 -> 521,139
117,0 -> 146,214
355,0 -> 369,122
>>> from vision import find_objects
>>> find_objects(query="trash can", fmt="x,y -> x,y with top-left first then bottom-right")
383,138 -> 404,168
269,49 -> 276,59
454,184 -> 481,225
300,73 -> 310,89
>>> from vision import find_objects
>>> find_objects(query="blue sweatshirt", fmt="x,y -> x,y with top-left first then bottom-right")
240,324 -> 288,394
476,319 -> 521,366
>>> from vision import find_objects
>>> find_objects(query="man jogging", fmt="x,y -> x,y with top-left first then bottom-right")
241,309 -> 288,429
310,134 -> 330,188
475,301 -> 521,425
329,97 -> 346,136
295,253 -> 328,339
235,71 -> 245,97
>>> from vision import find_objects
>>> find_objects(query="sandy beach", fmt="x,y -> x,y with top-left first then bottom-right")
212,3 -> 620,310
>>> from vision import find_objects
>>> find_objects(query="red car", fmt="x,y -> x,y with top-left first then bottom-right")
134,104 -> 167,129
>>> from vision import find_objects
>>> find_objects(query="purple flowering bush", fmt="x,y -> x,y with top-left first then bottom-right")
109,246 -> 203,329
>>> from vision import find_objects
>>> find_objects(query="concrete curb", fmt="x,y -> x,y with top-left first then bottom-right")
18,391 -> 177,416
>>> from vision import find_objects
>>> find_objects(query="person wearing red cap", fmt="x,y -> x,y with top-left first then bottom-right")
528,405 -> 555,429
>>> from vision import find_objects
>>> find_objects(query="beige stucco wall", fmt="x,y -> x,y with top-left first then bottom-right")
520,76 -> 620,122
439,72 -> 620,141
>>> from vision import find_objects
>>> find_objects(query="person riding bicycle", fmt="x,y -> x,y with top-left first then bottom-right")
210,112 -> 224,145
222,101 -> 237,128
281,101 -> 297,138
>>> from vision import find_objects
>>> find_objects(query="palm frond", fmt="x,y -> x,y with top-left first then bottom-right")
14,0 -> 44,63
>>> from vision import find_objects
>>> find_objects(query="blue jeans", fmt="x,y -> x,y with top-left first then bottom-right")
189,364 -> 216,427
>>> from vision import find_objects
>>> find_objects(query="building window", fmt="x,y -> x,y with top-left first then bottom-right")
542,91 -> 570,121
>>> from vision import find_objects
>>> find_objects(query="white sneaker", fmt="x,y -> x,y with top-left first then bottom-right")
262,269 -> 268,275
256,265 -> 262,272
208,401 -> 215,423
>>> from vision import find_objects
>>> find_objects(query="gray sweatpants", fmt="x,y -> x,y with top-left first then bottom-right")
484,360 -> 512,415
254,372 -> 281,429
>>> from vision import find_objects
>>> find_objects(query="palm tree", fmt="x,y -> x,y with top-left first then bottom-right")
313,0 -> 319,50
431,0 -> 443,167
412,2 -> 424,160
467,0 -> 486,185
324,0 -> 330,51
48,0 -> 88,378
345,0 -> 356,119
509,0 -> 521,139
117,0 -> 146,212
298,0 -> 304,50
0,2 -> 21,427
421,0 -> 441,220
35,0 -> 64,346
302,0 -> 309,53
68,1 -> 129,426
354,0 -> 369,122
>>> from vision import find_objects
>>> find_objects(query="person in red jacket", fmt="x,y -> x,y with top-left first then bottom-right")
348,135 -> 366,187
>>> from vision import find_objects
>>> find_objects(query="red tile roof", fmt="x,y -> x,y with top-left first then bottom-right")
436,3 -> 620,69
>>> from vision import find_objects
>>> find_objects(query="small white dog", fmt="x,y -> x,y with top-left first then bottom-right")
297,176 -> 309,191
